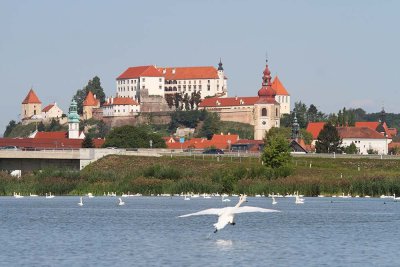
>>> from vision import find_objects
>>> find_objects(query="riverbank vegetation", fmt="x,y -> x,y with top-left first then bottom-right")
2,155 -> 400,197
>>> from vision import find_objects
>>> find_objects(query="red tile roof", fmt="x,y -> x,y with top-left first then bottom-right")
165,134 -> 239,149
34,131 -> 68,139
355,122 -> 392,138
271,76 -> 289,96
117,66 -> 162,79
337,127 -> 388,139
306,122 -> 326,139
199,97 -> 259,107
42,104 -> 54,113
83,91 -> 100,107
388,128 -> 398,137
158,66 -> 220,80
103,97 -> 139,106
22,89 -> 41,104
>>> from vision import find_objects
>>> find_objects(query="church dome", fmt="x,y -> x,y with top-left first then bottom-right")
258,85 -> 276,98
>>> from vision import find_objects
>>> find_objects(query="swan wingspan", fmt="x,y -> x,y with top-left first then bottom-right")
179,208 -> 226,217
232,206 -> 280,214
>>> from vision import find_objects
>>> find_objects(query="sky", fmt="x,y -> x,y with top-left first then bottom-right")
1,0 -> 399,135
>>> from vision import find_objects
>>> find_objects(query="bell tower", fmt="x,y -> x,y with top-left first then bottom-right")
68,99 -> 80,139
254,60 -> 280,140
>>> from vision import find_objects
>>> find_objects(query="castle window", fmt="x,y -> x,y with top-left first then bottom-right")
276,108 -> 278,116
207,85 -> 210,91
159,78 -> 162,82
261,108 -> 267,116
142,78 -> 145,82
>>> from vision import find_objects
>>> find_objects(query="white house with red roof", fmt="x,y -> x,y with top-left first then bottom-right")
41,102 -> 63,120
21,88 -> 42,120
102,97 -> 140,117
306,122 -> 391,154
338,127 -> 389,155
116,60 -> 228,102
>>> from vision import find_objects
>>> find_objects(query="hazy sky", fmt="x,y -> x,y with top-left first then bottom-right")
1,0 -> 399,134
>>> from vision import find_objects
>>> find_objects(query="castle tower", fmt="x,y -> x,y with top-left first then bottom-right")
83,91 -> 100,120
68,99 -> 80,139
21,88 -> 42,119
253,60 -> 280,140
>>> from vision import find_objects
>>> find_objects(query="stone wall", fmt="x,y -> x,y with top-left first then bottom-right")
208,109 -> 255,125
140,89 -> 173,113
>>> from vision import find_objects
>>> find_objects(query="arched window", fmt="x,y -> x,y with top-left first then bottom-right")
261,108 -> 267,116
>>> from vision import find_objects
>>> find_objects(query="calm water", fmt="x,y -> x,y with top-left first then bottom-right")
1,196 -> 399,266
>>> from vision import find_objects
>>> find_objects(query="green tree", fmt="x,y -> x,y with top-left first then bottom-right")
198,112 -> 221,139
47,118 -> 62,131
73,76 -> 105,114
82,135 -> 95,148
293,101 -> 308,128
262,133 -> 292,169
103,125 -> 166,148
344,142 -> 358,154
3,120 -> 17,137
37,121 -> 45,132
315,123 -> 342,153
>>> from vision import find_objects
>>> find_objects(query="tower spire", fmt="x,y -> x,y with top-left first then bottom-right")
218,58 -> 223,71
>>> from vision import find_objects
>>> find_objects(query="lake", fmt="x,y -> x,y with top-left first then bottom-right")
0,196 -> 399,266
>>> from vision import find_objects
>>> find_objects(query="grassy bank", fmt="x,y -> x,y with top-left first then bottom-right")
1,155 -> 400,196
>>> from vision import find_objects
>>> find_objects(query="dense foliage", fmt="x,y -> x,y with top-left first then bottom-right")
3,120 -> 17,137
262,131 -> 292,169
103,125 -> 166,148
315,123 -> 342,153
73,76 -> 105,114
81,135 -> 95,148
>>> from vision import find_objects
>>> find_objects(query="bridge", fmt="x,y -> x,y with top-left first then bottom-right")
0,148 -> 161,172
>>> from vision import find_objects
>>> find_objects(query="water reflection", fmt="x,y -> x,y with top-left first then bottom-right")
215,239 -> 233,250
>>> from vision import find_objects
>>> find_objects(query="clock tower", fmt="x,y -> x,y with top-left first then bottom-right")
254,60 -> 280,140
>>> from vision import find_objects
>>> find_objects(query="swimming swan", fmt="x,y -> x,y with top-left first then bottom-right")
272,196 -> 277,205
118,198 -> 125,206
78,197 -> 83,206
179,195 -> 279,233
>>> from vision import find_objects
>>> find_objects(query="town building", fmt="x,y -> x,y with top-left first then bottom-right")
199,60 -> 282,140
115,61 -> 228,102
306,121 -> 392,154
67,99 -> 83,139
21,89 -> 42,120
83,91 -> 100,120
102,97 -> 140,117
41,103 -> 63,120
165,133 -> 239,150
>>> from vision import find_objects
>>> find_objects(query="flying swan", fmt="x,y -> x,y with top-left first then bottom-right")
179,195 -> 279,233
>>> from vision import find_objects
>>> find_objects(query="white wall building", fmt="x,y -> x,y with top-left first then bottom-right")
116,61 -> 228,104
116,65 -> 165,101
103,97 -> 140,117
338,127 -> 389,155
42,102 -> 63,120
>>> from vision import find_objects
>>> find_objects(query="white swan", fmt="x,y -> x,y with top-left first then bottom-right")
78,197 -> 83,206
393,194 -> 400,202
272,196 -> 277,205
222,196 -> 231,202
184,195 -> 190,201
295,192 -> 304,204
13,192 -> 24,198
179,195 -> 280,233
45,192 -> 55,199
118,197 -> 125,206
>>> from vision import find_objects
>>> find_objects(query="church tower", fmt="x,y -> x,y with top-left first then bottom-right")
68,99 -> 80,139
253,60 -> 280,140
217,59 -> 227,96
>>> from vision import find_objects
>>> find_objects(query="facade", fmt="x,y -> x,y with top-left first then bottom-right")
102,97 -> 140,117
338,127 -> 389,155
158,60 -> 227,99
199,60 -> 281,140
116,65 -> 166,101
41,103 -> 63,120
21,89 -> 42,119
115,61 -> 228,103
271,76 -> 290,115
83,91 -> 100,120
